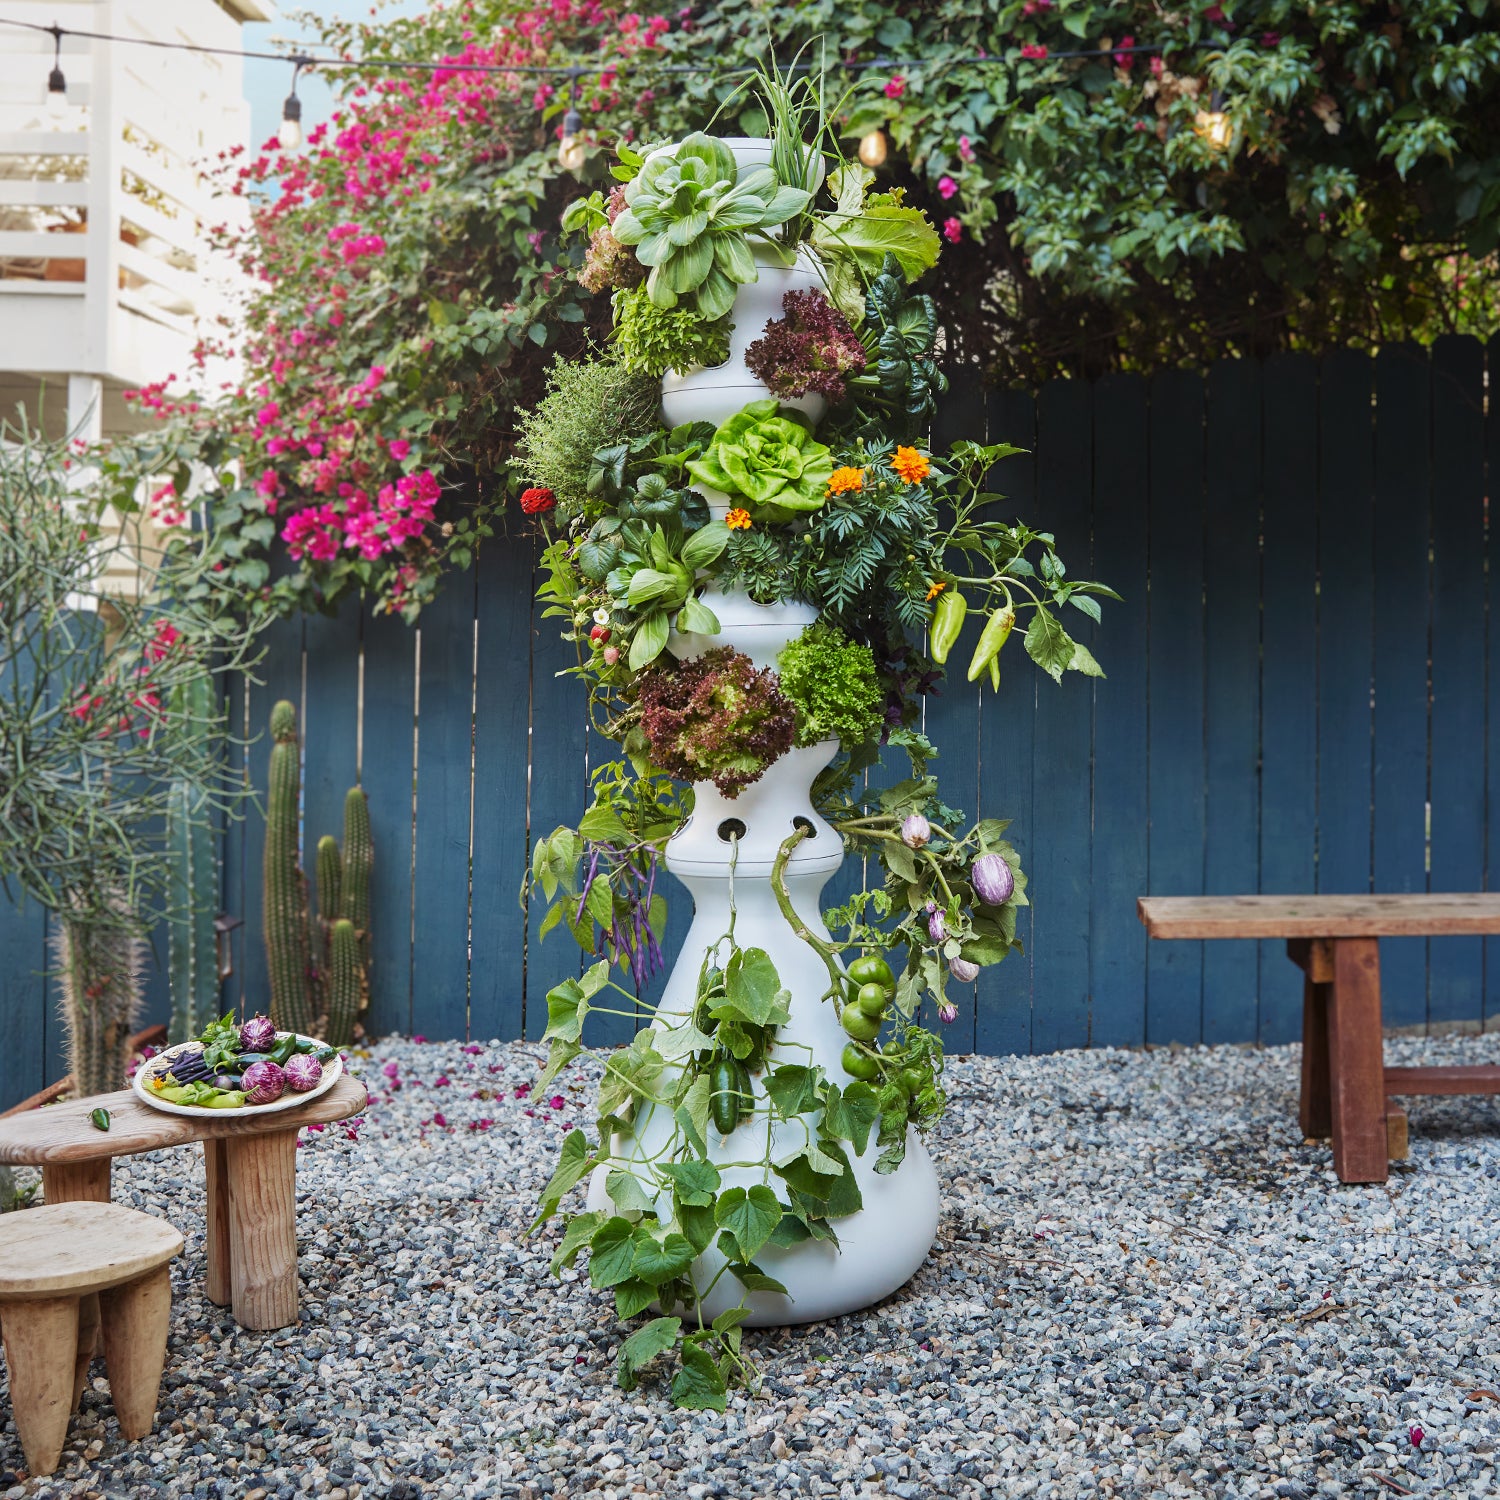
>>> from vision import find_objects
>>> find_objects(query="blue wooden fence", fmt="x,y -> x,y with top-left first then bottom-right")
3,336 -> 1495,1109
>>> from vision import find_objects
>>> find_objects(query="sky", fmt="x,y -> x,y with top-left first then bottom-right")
241,1 -> 426,151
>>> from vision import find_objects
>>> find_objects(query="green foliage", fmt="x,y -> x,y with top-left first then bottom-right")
685,399 -> 835,521
646,0 -> 1500,378
611,132 -> 812,320
611,285 -> 732,378
515,355 -> 662,525
777,624 -> 884,751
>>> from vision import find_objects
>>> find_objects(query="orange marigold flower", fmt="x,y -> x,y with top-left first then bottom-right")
826,466 -> 865,496
891,446 -> 930,484
925,579 -> 947,601
725,508 -> 752,530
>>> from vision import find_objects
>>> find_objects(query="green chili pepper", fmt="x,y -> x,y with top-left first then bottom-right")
988,654 -> 1000,692
90,1106 -> 110,1132
966,604 -> 1016,683
929,589 -> 967,664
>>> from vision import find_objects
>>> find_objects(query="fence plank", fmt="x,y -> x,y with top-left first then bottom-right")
470,538 -> 536,1043
1427,336 -> 1486,1027
1088,374 -> 1150,1049
1145,367 -> 1206,1044
1201,358 -> 1262,1045
0,894 -> 48,1111
526,559 -> 587,1041
1372,346 -> 1432,1030
1029,378 -> 1094,1052
410,574 -> 478,1041
239,606 -> 303,1021
359,605 -> 417,1037
1258,353 -> 1320,1043
1489,336 -> 1500,1029
975,387 -> 1037,1055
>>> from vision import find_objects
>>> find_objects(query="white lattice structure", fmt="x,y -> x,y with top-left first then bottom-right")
0,0 -> 266,441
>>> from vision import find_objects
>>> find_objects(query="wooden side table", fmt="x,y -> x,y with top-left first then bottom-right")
0,1201 -> 184,1477
0,1076 -> 366,1329
1138,895 -> 1500,1184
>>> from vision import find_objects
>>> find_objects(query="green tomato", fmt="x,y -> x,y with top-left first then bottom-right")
882,1040 -> 903,1057
841,1007 -> 882,1043
841,1043 -> 879,1081
847,955 -> 895,990
899,1068 -> 926,1098
856,982 -> 891,1020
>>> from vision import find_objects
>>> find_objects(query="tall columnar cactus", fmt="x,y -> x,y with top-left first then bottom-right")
261,702 -> 374,1044
325,918 -> 362,1050
340,785 -> 373,986
52,905 -> 144,1097
166,669 -> 220,1045
264,700 -> 315,1035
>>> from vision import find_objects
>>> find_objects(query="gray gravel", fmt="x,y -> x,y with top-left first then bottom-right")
2,1029 -> 1498,1499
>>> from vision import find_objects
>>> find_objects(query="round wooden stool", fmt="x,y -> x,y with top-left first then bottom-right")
0,1202 -> 183,1478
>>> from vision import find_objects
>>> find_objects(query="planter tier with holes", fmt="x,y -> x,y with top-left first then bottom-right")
586,139 -> 940,1326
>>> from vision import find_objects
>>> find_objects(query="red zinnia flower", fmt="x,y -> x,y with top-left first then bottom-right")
520,486 -> 556,515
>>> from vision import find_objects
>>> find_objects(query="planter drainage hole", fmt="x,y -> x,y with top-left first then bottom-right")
792,816 -> 817,839
717,818 -> 747,843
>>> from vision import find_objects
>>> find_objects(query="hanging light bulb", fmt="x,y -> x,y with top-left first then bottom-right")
279,58 -> 308,151
857,128 -> 888,169
559,104 -> 586,171
45,26 -> 67,119
1194,89 -> 1232,151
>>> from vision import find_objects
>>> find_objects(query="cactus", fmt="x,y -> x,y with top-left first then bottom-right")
166,669 -> 220,1045
260,702 -> 373,1043
264,700 -> 315,1035
340,786 -> 373,990
52,904 -> 144,1097
325,918 -> 361,1048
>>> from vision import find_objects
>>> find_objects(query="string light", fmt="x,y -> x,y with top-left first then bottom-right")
1195,88 -> 1232,151
857,128 -> 888,168
279,57 -> 309,150
558,69 -> 586,171
45,24 -> 67,119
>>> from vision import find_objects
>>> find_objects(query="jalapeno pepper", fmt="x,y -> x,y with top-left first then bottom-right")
966,604 -> 1016,683
90,1107 -> 111,1132
928,589 -> 967,665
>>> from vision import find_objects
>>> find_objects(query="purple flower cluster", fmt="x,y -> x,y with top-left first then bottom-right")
744,291 -> 867,403
637,646 -> 796,797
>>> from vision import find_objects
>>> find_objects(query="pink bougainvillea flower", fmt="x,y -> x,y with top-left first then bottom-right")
1410,1426 -> 1424,1449
884,75 -> 905,99
942,217 -> 963,244
431,1112 -> 447,1128
548,1095 -> 565,1110
938,175 -> 958,199
146,620 -> 181,661
958,135 -> 975,162
1114,34 -> 1136,67
388,437 -> 411,461
1021,43 -> 1049,60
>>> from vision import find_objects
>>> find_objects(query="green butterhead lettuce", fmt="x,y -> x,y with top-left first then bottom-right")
686,399 -> 835,523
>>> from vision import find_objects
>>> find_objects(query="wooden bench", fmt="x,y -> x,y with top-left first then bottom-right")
0,1201 -> 184,1477
1137,895 -> 1500,1184
0,1076 -> 367,1329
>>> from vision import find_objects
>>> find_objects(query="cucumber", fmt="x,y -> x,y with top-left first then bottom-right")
709,1058 -> 740,1136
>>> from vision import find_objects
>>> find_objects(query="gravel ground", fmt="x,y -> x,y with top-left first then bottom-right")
2,1029 -> 1499,1500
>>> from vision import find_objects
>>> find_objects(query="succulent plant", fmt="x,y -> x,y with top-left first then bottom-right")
611,133 -> 812,321
685,399 -> 835,523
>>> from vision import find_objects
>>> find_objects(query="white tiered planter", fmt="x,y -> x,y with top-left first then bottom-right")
587,138 -> 940,1327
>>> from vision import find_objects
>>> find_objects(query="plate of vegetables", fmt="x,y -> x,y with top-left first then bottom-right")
134,1013 -> 343,1117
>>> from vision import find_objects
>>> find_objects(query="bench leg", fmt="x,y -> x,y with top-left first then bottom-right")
72,1292 -> 100,1412
224,1129 -> 299,1330
1328,937 -> 1389,1184
1299,971 -> 1332,1139
0,1295 -> 79,1477
203,1139 -> 232,1307
42,1158 -> 111,1205
99,1265 -> 172,1442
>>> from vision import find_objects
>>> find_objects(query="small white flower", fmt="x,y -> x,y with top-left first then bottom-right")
592,608 -> 611,626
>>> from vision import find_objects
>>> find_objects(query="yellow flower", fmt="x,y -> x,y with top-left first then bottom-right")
891,446 -> 930,484
925,579 -> 947,601
826,466 -> 866,496
725,508 -> 752,530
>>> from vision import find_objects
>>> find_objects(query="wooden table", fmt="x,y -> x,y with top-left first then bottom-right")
0,1076 -> 366,1329
1137,895 -> 1500,1184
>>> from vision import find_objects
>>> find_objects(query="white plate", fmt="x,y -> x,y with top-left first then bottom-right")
133,1035 -> 343,1118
